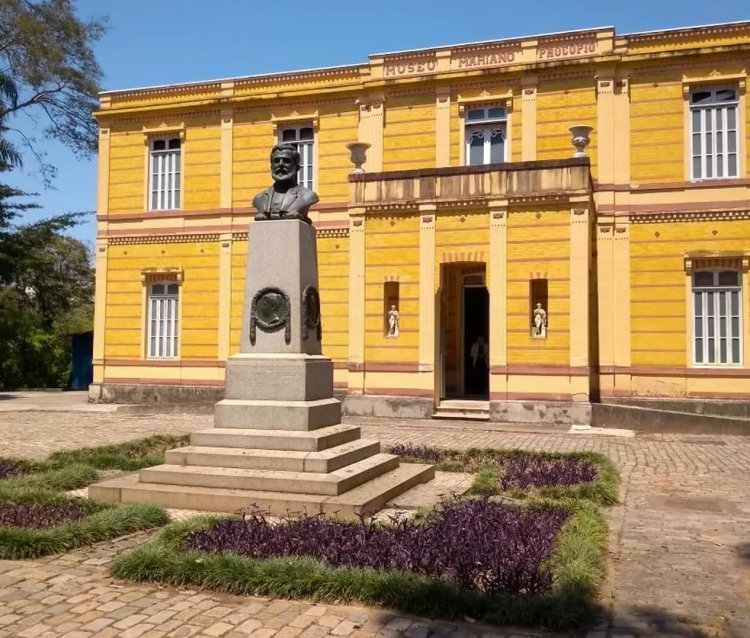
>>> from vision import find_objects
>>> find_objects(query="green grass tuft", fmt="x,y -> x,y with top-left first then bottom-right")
0,464 -> 98,494
45,435 -> 189,472
0,503 -> 169,559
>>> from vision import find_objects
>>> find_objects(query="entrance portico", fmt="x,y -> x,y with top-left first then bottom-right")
345,159 -> 594,422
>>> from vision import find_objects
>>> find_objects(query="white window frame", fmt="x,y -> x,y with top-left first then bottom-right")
278,124 -> 314,190
692,269 -> 742,367
149,136 -> 182,211
689,87 -> 739,180
464,106 -> 507,166
147,281 -> 179,359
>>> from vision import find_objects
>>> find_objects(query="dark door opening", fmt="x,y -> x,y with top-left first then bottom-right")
463,286 -> 489,397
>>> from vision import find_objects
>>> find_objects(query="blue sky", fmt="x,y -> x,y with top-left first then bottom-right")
6,0 -> 749,245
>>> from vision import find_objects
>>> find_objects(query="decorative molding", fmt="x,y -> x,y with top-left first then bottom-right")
441,250 -> 485,263
140,267 -> 184,284
457,89 -> 513,116
141,123 -> 185,143
109,233 -> 221,245
684,252 -> 750,274
630,210 -> 750,224
317,227 -> 349,238
271,110 -> 320,135
682,70 -> 747,98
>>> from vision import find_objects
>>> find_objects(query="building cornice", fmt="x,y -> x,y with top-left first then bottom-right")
97,21 -> 750,109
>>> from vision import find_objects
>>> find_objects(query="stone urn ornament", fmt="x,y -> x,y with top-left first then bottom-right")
346,142 -> 371,173
569,124 -> 593,158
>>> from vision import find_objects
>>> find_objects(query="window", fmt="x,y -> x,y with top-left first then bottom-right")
465,106 -> 506,166
279,125 -> 314,189
149,137 -> 181,210
692,270 -> 741,365
147,282 -> 179,358
690,87 -> 738,180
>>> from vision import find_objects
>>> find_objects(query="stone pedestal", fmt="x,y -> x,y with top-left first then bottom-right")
89,220 -> 433,517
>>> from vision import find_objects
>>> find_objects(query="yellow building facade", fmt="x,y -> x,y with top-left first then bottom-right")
90,21 -> 750,422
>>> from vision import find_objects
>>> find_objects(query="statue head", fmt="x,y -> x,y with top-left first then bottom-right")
270,144 -> 300,186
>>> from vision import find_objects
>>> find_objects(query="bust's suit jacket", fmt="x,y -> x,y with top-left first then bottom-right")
252,185 -> 319,219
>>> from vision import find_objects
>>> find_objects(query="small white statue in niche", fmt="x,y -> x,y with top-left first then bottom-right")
387,305 -> 400,337
532,303 -> 547,337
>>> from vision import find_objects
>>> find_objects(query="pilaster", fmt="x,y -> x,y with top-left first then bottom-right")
220,109 -> 233,209
596,220 -> 615,375
435,88 -> 451,167
488,200 -> 508,398
357,98 -> 384,171
418,205 -> 436,369
596,70 -> 616,185
96,127 -> 110,216
520,77 -> 537,161
613,76 -> 631,184
217,233 -> 233,360
348,211 -> 366,367
569,200 -> 591,372
612,218 -> 631,373
92,239 -> 109,384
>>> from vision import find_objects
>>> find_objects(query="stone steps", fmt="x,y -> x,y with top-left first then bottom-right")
190,424 -> 361,452
139,453 -> 400,496
165,439 -> 381,473
87,463 -> 435,517
433,400 -> 490,421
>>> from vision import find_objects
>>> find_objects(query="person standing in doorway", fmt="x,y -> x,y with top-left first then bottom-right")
469,335 -> 488,394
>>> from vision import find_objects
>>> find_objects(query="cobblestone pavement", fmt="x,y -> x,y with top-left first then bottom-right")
0,408 -> 749,637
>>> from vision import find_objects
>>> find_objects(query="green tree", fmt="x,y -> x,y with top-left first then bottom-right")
0,0 -> 107,174
0,21 -> 98,388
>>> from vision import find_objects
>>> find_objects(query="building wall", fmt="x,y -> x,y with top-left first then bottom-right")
92,21 -> 750,409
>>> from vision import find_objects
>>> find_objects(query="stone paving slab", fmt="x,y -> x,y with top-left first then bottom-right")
0,408 -> 749,636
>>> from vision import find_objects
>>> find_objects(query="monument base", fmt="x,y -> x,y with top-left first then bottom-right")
88,219 -> 435,517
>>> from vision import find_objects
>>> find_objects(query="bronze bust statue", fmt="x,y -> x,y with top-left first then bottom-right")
252,143 -> 319,223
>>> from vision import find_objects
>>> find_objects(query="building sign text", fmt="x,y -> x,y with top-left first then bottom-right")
454,48 -> 519,69
537,40 -> 597,60
384,59 -> 437,77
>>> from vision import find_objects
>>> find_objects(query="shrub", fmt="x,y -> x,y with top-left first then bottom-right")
500,454 -> 597,490
185,499 -> 568,597
0,499 -> 89,528
0,458 -> 27,480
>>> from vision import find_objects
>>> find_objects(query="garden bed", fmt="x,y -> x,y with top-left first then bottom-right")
387,444 -> 619,504
0,435 -> 188,559
110,496 -> 607,630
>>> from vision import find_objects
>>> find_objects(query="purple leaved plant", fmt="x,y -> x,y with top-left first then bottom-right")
387,443 -> 451,464
500,455 -> 598,490
0,459 -> 27,480
0,501 -> 89,529
185,499 -> 569,596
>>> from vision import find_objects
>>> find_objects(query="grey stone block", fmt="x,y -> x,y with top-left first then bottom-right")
214,397 -> 341,431
224,354 -> 333,402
